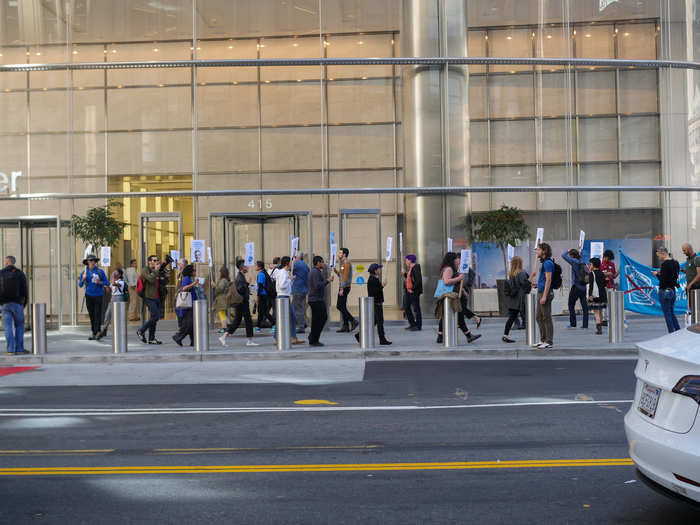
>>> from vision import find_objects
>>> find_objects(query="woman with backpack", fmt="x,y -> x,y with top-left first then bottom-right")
502,256 -> 530,343
212,266 -> 231,333
587,257 -> 608,335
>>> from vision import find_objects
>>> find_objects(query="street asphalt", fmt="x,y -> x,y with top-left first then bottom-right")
0,359 -> 698,524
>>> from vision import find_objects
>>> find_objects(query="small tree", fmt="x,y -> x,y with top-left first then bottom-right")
472,205 -> 530,276
70,201 -> 128,257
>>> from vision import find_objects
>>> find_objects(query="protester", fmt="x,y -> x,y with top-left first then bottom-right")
219,260 -> 258,347
79,254 -> 108,340
534,243 -> 555,349
308,256 -> 333,347
136,254 -> 169,344
653,246 -> 680,333
96,266 -> 127,340
291,252 -> 310,334
212,266 -> 231,333
562,249 -> 589,330
255,261 -> 275,331
125,259 -> 140,321
334,248 -> 357,332
273,256 -> 304,345
0,256 -> 28,354
355,263 -> 392,345
174,258 -> 188,329
434,252 -> 481,344
172,264 -> 197,346
502,256 -> 530,343
600,250 -> 618,326
402,254 -> 423,331
459,263 -> 482,331
682,243 -> 700,311
587,257 -> 608,335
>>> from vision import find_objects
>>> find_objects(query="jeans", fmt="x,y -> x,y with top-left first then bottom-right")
568,286 -> 589,328
227,302 -> 254,338
659,288 -> 680,333
292,293 -> 307,331
336,287 -> 355,327
2,302 -> 24,353
536,292 -> 554,344
308,300 -> 327,344
140,297 -> 161,341
85,294 -> 104,336
403,292 -> 422,329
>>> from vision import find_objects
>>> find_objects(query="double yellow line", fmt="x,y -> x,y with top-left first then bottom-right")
0,458 -> 634,476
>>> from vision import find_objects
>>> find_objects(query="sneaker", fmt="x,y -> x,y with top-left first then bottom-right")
466,333 -> 481,344
539,343 -> 552,349
147,339 -> 162,345
502,336 -> 516,343
405,325 -> 415,330
136,329 -> 146,343
254,327 -> 263,334
218,335 -> 227,347
409,326 -> 421,332
567,325 -> 576,329
172,335 -> 183,347
350,319 -> 359,331
291,338 -> 305,345
309,342 -> 324,347
246,340 -> 259,347
379,340 -> 393,346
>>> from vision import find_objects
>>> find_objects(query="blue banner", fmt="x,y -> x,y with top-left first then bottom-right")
619,250 -> 687,316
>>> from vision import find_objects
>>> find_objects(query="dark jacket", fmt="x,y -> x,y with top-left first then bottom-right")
588,269 -> 607,303
367,274 -> 384,304
235,272 -> 250,301
140,266 -> 167,301
307,266 -> 328,303
504,271 -> 530,311
0,265 -> 28,305
403,264 -> 423,295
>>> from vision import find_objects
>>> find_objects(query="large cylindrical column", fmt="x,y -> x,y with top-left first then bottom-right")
359,297 -> 375,349
402,0 -> 469,315
194,300 -> 209,353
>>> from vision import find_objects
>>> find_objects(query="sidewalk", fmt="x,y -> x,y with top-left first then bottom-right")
0,314 -> 665,363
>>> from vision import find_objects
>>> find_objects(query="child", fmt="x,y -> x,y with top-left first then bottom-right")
355,263 -> 392,345
588,257 -> 608,335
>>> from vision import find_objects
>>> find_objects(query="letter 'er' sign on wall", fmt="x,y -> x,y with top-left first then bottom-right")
0,172 -> 22,194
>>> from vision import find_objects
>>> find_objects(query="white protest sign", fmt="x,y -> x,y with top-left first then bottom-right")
330,244 -> 338,268
170,250 -> 179,269
399,232 -> 403,253
579,231 -> 586,251
507,244 -> 515,266
244,242 -> 255,267
590,242 -> 604,260
84,244 -> 93,260
385,237 -> 393,262
100,246 -> 111,267
535,228 -> 544,250
207,247 -> 213,267
447,238 -> 453,252
291,236 -> 299,260
190,240 -> 206,264
459,249 -> 471,273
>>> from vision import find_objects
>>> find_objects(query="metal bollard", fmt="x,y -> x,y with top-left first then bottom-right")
443,298 -> 457,348
193,299 -> 209,353
525,292 -> 538,347
359,296 -> 375,349
608,290 -> 625,343
275,296 -> 291,351
112,299 -> 127,354
31,303 -> 47,355
691,289 -> 700,325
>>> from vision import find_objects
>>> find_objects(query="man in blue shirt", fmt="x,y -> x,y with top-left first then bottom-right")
291,252 -> 310,334
562,249 -> 589,330
79,254 -> 108,340
535,243 -> 555,349
255,261 -> 275,331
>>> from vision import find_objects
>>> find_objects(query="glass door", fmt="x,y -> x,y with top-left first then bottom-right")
338,209 -> 382,308
140,213 -> 182,319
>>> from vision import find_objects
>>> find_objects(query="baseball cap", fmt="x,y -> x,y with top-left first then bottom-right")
368,263 -> 383,274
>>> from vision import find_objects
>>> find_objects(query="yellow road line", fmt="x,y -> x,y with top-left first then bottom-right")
0,458 -> 635,476
152,445 -> 382,454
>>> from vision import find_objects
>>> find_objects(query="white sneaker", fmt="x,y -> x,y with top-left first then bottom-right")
218,335 -> 227,347
246,340 -> 259,347
539,343 -> 552,349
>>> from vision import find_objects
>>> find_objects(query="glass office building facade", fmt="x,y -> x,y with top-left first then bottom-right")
0,0 -> 699,324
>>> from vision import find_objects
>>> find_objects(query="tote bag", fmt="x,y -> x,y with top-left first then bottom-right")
176,289 -> 193,309
434,275 -> 454,298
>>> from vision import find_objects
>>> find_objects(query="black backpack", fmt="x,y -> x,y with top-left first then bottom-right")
551,259 -> 563,290
0,269 -> 22,301
576,262 -> 589,286
264,270 -> 277,298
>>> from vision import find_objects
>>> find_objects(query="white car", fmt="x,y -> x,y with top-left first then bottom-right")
624,326 -> 700,504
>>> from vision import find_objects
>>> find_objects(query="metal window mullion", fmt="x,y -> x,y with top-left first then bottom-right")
257,38 -> 263,198
192,0 -> 199,239
439,0 -> 450,242
485,31 -> 492,211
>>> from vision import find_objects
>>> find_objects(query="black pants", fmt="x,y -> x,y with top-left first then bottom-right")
460,296 -> 477,320
336,287 -> 355,327
374,303 -> 387,341
85,294 -> 103,336
403,292 -> 422,329
140,298 -> 161,341
568,286 -> 589,328
438,302 -> 470,334
173,309 -> 193,344
257,295 -> 275,328
504,308 -> 520,336
228,302 -> 254,338
309,300 -> 327,344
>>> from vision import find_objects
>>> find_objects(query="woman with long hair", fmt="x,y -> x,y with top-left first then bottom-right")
172,264 -> 197,346
212,266 -> 231,333
436,252 -> 481,344
502,256 -> 531,343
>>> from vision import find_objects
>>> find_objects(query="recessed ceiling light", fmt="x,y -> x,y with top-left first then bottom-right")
585,34 -> 591,38
228,45 -> 233,49
506,36 -> 512,40
547,35 -> 552,39
153,48 -> 159,52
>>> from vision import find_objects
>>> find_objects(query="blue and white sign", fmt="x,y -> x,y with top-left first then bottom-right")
385,236 -> 393,262
459,249 -> 471,273
244,242 -> 255,267
447,238 -> 453,252
619,250 -> 687,317
100,246 -> 111,267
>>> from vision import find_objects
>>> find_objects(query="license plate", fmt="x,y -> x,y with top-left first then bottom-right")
638,383 -> 661,418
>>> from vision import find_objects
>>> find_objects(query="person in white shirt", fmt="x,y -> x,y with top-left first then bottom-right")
125,259 -> 140,321
97,267 -> 127,340
274,256 -> 303,345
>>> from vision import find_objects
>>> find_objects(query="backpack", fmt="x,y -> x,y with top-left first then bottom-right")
551,259 -> 563,290
226,280 -> 243,306
136,275 -> 145,298
265,269 -> 277,298
576,262 -> 589,286
0,269 -> 22,301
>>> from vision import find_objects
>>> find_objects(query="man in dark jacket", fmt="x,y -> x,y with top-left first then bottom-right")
136,255 -> 168,344
307,256 -> 333,347
356,263 -> 392,346
219,260 -> 258,347
0,256 -> 28,355
402,254 -> 423,331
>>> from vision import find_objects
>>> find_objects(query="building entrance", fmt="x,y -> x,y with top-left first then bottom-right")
339,208 -> 382,284
0,217 -> 71,329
